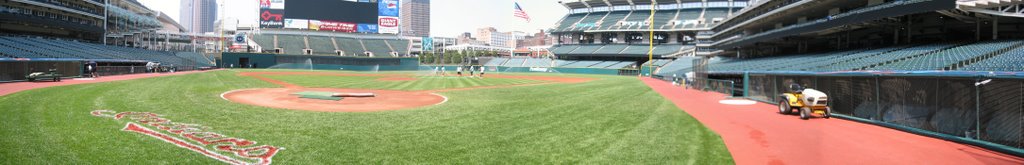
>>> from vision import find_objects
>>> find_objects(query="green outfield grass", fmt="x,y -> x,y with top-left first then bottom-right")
261,74 -> 545,91
0,70 -> 733,164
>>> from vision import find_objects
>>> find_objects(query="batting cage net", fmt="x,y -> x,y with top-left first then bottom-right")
743,74 -> 1022,150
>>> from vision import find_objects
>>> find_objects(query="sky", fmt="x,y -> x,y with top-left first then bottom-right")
136,0 -> 569,37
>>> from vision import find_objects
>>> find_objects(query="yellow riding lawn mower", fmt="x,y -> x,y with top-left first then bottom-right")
778,84 -> 832,120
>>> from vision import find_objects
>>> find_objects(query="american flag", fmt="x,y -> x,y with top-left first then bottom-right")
514,2 -> 531,22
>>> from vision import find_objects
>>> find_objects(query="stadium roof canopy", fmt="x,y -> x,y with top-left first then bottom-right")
559,0 -> 726,10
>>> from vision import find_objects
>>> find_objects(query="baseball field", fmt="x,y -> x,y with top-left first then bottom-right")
0,69 -> 733,164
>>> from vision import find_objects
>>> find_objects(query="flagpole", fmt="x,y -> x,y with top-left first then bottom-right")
647,6 -> 654,77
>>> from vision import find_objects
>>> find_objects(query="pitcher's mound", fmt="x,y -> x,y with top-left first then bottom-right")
222,88 -> 446,112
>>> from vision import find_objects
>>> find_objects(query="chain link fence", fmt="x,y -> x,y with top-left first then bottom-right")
743,74 -> 1023,150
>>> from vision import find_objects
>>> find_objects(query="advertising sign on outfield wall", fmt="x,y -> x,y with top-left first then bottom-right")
260,0 -> 285,9
284,19 -> 308,29
318,20 -> 357,33
378,0 -> 400,17
357,24 -> 378,33
258,9 -> 285,28
378,16 -> 399,34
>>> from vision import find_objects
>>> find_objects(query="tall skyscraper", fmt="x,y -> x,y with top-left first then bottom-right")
400,0 -> 430,37
180,0 -> 217,33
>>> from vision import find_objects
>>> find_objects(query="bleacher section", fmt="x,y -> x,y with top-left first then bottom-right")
252,34 -> 274,51
592,44 -> 629,54
701,9 -> 730,27
277,35 -> 306,55
561,61 -> 602,68
597,11 -> 630,30
618,10 -> 651,30
307,36 -> 336,54
472,57 -> 633,69
503,58 -> 526,67
0,36 -> 213,67
249,33 -> 410,56
961,47 -> 1024,72
647,10 -> 677,30
387,40 -> 410,55
571,12 -> 607,31
523,58 -> 552,67
872,41 -> 1023,71
555,13 -> 588,32
553,7 -> 734,32
674,9 -> 703,29
651,41 -> 1024,76
552,44 -> 689,56
335,38 -> 365,56
483,58 -> 509,66
363,40 -> 394,57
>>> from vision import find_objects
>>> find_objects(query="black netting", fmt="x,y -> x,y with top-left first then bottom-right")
878,77 -> 937,130
0,61 -> 81,81
931,78 -> 977,137
980,80 -> 1023,148
739,74 -> 1023,150
747,74 -> 773,102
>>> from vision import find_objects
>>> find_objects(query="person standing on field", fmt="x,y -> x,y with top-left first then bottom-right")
457,66 -> 463,77
479,66 -> 485,78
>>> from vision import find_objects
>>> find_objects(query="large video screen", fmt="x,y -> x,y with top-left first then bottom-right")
285,0 -> 378,24
259,0 -> 400,34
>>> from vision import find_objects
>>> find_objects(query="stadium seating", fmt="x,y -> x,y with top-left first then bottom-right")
483,57 -> 509,66
0,36 -> 213,67
335,37 -> 366,56
561,61 -> 603,68
387,40 -> 410,55
252,34 -> 275,51
605,61 -> 634,69
362,40 -> 394,57
960,46 -> 1024,72
597,11 -> 630,30
503,58 -> 527,67
592,44 -> 629,55
276,35 -> 306,55
872,41 -> 1023,71
549,45 -> 579,55
701,9 -> 730,27
307,36 -> 337,54
618,11 -> 651,30
648,10 -> 677,30
555,13 -> 587,32
673,9 -> 703,29
569,45 -> 603,54
523,58 -> 553,67
571,12 -> 608,31
554,60 -> 576,66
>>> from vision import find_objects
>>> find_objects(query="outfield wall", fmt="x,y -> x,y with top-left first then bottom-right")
704,71 -> 1024,157
423,65 -> 635,76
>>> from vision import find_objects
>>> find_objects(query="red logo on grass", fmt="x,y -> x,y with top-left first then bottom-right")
92,110 -> 282,165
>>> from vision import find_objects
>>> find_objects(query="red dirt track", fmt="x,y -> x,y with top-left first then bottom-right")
0,70 -> 212,96
225,72 -> 593,112
641,77 -> 1024,165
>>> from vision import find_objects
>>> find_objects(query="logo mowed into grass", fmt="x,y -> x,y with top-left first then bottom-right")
92,110 -> 282,165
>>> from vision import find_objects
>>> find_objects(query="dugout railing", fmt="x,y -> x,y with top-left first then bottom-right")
727,71 -> 1024,157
